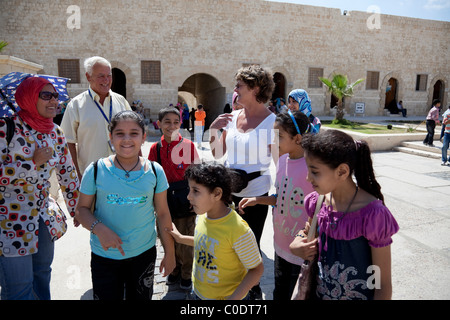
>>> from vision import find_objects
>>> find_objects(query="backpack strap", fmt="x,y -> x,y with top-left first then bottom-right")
93,159 -> 99,183
149,160 -> 157,196
156,140 -> 162,164
1,117 -> 15,146
156,137 -> 184,165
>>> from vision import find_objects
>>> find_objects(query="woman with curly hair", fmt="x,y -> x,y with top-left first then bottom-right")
209,65 -> 275,299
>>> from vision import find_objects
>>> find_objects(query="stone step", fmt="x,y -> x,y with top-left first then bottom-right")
393,146 -> 441,159
400,141 -> 442,154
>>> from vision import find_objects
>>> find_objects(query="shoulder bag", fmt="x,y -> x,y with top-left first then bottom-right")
291,194 -> 325,300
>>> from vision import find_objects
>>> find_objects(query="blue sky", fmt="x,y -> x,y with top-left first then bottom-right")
266,0 -> 450,21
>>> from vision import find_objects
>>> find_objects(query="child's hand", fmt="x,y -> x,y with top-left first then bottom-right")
73,217 -> 80,227
238,197 -> 258,215
160,252 -> 176,277
95,223 -> 125,256
289,236 -> 318,261
165,223 -> 181,243
165,223 -> 194,247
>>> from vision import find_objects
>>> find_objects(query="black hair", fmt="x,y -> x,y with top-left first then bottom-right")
109,110 -> 145,134
158,106 -> 180,121
275,110 -> 311,137
301,129 -> 384,204
432,99 -> 441,106
184,162 -> 233,205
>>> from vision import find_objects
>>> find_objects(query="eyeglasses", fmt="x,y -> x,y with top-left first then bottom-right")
234,82 -> 248,90
39,91 -> 59,100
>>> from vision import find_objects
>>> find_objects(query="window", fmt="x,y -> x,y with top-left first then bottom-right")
141,60 -> 161,84
366,71 -> 379,90
416,74 -> 428,91
308,68 -> 323,88
57,59 -> 80,83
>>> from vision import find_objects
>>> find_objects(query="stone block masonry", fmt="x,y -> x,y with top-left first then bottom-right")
0,0 -> 448,119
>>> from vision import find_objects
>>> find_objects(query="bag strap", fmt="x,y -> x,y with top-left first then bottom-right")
307,194 -> 325,242
149,160 -> 157,195
93,159 -> 99,183
156,140 -> 162,164
94,158 -> 157,196
156,137 -> 184,165
246,171 -> 262,181
1,117 -> 15,146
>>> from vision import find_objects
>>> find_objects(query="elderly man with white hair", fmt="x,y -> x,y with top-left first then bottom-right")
61,56 -> 131,178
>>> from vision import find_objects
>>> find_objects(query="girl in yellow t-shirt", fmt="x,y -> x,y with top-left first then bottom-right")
167,162 -> 264,300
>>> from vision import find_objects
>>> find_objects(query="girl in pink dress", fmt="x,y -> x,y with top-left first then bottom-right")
291,129 -> 399,300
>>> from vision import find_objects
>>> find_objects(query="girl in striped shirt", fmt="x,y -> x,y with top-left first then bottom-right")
167,162 -> 264,300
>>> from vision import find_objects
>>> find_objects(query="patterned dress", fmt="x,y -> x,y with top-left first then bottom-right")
0,115 -> 79,257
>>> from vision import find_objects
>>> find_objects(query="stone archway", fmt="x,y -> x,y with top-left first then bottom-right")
379,72 -> 403,115
384,77 -> 399,114
272,72 -> 287,102
178,73 -> 225,129
427,75 -> 448,110
109,61 -> 134,102
111,68 -> 126,98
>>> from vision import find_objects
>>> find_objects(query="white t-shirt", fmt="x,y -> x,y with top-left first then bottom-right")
224,110 -> 276,197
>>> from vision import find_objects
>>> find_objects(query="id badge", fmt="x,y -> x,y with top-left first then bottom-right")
108,140 -> 116,153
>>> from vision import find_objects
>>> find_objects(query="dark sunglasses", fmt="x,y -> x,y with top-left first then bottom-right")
39,91 -> 59,100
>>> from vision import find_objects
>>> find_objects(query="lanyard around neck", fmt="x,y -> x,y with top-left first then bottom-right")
88,90 -> 112,124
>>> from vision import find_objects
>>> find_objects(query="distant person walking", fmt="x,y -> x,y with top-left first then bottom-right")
194,104 -> 206,148
441,105 -> 450,166
423,99 -> 441,147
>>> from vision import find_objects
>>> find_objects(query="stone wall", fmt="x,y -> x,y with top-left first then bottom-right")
1,0 -> 448,118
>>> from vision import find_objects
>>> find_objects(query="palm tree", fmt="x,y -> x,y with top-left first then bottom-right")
319,74 -> 364,121
0,41 -> 8,53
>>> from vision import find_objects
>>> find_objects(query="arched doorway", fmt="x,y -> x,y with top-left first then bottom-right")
178,73 -> 225,129
111,68 -> 126,98
433,80 -> 444,103
384,77 -> 398,114
330,94 -> 338,109
271,72 -> 286,104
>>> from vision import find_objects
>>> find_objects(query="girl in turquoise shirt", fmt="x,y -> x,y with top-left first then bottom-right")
76,110 -> 175,300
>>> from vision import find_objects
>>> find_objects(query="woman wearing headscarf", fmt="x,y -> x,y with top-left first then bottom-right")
0,77 -> 79,300
287,89 -> 321,134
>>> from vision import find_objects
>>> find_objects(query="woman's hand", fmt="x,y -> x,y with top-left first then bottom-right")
209,113 -> 233,130
33,146 -> 53,167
